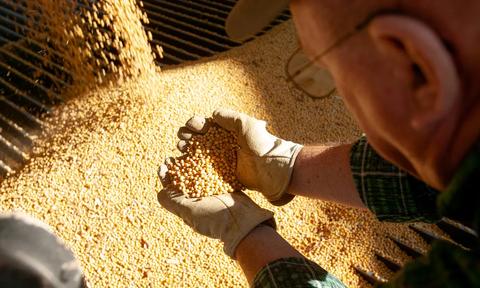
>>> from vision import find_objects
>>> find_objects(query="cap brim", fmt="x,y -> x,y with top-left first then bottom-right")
226,0 -> 290,42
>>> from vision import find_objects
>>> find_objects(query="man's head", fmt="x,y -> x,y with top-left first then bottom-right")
0,214 -> 84,288
227,0 -> 480,189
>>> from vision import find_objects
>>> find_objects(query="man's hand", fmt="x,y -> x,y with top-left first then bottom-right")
157,160 -> 275,258
177,108 -> 303,206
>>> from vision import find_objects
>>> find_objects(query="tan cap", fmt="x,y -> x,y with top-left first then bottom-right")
226,0 -> 290,42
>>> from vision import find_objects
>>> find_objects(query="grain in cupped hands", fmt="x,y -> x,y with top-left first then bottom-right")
167,123 -> 244,198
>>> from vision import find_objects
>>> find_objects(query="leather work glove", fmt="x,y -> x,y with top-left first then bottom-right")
157,161 -> 275,258
177,108 -> 303,206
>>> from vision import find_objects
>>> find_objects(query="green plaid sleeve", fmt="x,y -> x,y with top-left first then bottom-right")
252,257 -> 346,288
350,136 -> 440,222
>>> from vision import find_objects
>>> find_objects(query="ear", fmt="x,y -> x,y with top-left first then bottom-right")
368,15 -> 461,130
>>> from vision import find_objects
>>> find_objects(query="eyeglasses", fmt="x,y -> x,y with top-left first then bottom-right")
285,47 -> 337,100
285,10 -> 393,100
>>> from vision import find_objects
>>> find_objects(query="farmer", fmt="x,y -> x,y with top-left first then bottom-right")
158,0 -> 480,286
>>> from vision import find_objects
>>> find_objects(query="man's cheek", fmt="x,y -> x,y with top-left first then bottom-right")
291,21 -> 312,57
331,71 -> 366,123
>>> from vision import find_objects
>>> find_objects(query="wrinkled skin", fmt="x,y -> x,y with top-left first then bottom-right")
290,0 -> 480,190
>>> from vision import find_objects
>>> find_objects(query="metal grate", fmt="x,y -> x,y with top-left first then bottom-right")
0,0 -> 68,179
141,0 -> 291,66
355,219 -> 478,285
0,0 -> 289,180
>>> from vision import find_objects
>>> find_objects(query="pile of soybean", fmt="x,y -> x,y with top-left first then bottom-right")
0,2 -> 445,287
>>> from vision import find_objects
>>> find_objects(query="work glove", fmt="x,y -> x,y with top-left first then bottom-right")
177,108 -> 303,206
157,161 -> 275,258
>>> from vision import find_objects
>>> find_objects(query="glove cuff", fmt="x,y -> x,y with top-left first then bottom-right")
223,210 -> 276,259
268,144 -> 303,206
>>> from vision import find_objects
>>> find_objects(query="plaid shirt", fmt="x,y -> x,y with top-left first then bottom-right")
253,136 -> 480,288
253,257 -> 346,288
350,136 -> 440,223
